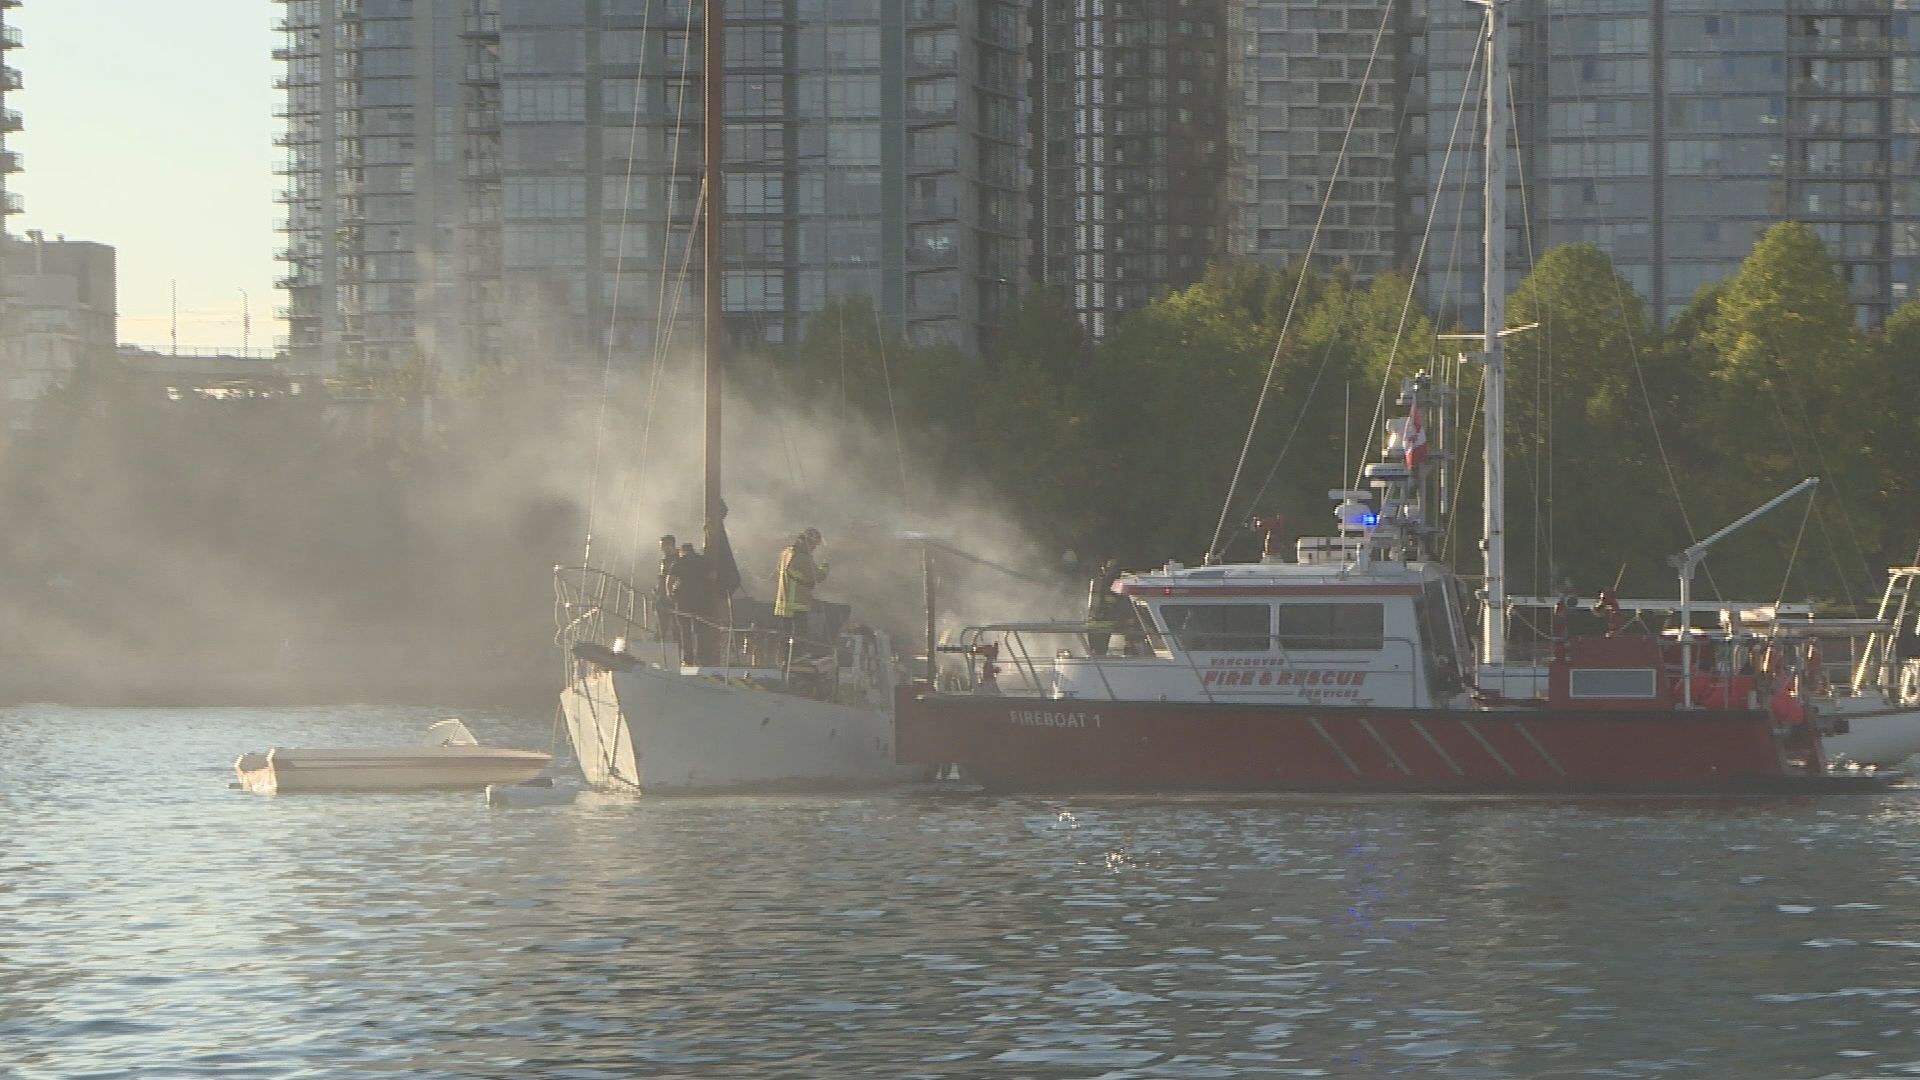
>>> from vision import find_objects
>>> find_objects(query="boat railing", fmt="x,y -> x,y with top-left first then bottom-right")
669,606 -> 894,704
553,564 -> 655,653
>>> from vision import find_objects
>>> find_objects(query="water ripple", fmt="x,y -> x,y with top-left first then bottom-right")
7,707 -> 1920,1078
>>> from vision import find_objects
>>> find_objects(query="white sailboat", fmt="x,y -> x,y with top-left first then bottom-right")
1766,560 -> 1920,767
554,0 -> 917,795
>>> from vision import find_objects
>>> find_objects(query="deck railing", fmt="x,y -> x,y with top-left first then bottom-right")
553,564 -> 857,700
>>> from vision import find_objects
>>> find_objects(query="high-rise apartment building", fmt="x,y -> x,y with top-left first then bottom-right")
1410,0 -> 1920,328
1031,0 -> 1231,339
275,0 -> 1028,371
279,1 -> 1920,363
1234,0 -> 1409,281
275,0 -> 475,369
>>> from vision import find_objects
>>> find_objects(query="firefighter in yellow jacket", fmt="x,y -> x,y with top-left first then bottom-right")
774,527 -> 827,647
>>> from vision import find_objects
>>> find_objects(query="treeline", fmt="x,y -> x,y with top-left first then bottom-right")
775,221 -> 1918,609
0,220 -> 1911,704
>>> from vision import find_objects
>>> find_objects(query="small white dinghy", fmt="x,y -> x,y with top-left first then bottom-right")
234,719 -> 551,794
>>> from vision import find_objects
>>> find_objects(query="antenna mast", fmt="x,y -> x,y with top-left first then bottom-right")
702,0 -> 725,534
1475,0 -> 1509,667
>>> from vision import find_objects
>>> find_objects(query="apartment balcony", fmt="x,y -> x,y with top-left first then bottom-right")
0,26 -> 22,50
1797,0 -> 1892,12
464,61 -> 500,84
0,66 -> 20,92
1793,76 -> 1889,95
908,146 -> 958,172
906,100 -> 958,124
1788,116 -> 1883,136
978,207 -> 1024,233
0,191 -> 21,215
0,107 -> 18,133
1792,158 -> 1889,177
907,0 -> 958,26
908,196 -> 958,220
906,242 -> 960,267
1787,34 -> 1891,53
906,51 -> 958,77
979,161 -> 1022,189
0,149 -> 20,173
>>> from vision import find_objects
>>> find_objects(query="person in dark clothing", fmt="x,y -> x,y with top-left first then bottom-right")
655,534 -> 680,642
1086,558 -> 1125,656
668,542 -> 713,665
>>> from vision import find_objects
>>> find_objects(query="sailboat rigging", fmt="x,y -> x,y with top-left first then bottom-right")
551,0 -> 915,795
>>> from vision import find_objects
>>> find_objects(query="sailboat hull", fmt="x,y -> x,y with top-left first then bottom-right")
896,692 -> 1825,793
1818,697 -> 1920,767
561,667 -> 920,794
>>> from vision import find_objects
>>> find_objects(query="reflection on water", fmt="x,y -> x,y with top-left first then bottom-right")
5,705 -> 1920,1078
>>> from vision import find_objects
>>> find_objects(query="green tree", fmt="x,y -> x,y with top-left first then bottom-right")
1500,243 -> 1676,595
1698,222 -> 1879,600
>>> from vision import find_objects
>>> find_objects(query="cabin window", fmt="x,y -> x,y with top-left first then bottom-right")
1161,603 -> 1271,651
1569,668 -> 1658,699
1276,603 -> 1385,651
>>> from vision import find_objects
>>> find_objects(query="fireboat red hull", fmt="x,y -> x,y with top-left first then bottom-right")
896,692 -> 1825,793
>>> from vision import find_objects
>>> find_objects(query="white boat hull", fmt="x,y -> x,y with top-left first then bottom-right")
560,666 -> 920,794
1817,697 -> 1920,767
235,746 -> 552,794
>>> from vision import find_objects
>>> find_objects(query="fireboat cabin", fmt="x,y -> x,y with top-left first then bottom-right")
1056,560 -> 1471,711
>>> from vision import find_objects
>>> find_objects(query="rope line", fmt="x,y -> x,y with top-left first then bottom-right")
1205,0 -> 1398,563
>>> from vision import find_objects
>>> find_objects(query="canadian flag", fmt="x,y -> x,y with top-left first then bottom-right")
1403,401 -> 1429,469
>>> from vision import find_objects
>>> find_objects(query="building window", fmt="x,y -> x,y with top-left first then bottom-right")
502,30 -> 585,75
505,176 -> 587,217
723,270 -> 784,312
727,75 -> 787,117
727,25 -> 786,67
504,78 -> 586,122
724,172 -> 785,213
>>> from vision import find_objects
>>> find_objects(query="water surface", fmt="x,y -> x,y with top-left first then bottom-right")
5,705 -> 1920,1078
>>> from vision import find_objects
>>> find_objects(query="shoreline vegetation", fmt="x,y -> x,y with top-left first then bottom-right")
5,225 -> 1915,707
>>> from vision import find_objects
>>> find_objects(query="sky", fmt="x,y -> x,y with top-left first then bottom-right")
12,1 -> 280,355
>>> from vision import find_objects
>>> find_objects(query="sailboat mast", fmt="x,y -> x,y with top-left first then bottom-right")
1478,0 -> 1509,668
703,0 -> 726,531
